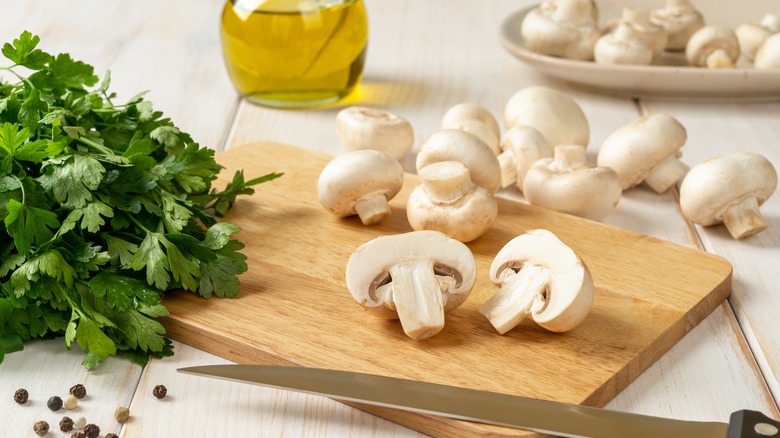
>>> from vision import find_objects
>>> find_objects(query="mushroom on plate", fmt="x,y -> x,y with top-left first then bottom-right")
440,102 -> 501,141
504,86 -> 589,148
346,230 -> 477,340
597,113 -> 688,193
755,33 -> 780,69
686,26 -> 740,68
523,145 -> 622,221
595,8 -> 667,65
520,0 -> 600,61
650,0 -> 705,51
407,161 -> 498,243
679,153 -> 777,239
336,106 -> 414,160
735,14 -> 779,63
317,150 -> 404,225
497,125 -> 552,190
479,229 -> 594,334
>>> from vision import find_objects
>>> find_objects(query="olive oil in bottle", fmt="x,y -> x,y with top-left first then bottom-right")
220,0 -> 368,108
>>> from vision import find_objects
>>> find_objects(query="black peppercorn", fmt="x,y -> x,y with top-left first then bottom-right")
71,432 -> 86,438
84,423 -> 100,438
47,395 -> 63,411
60,416 -> 75,432
33,420 -> 49,436
13,388 -> 29,404
105,434 -> 119,438
69,384 -> 87,399
152,384 -> 167,399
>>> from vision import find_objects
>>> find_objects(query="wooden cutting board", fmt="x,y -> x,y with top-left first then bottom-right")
161,142 -> 732,437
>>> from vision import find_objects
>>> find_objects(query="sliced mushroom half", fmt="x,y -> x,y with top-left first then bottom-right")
479,229 -> 594,334
346,230 -> 477,340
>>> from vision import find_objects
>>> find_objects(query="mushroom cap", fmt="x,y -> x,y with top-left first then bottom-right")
345,230 -> 477,318
440,102 -> 501,139
650,0 -> 705,51
620,7 -> 668,57
594,23 -> 655,65
754,33 -> 780,69
520,0 -> 600,60
336,106 -> 415,161
685,26 -> 740,67
523,146 -> 623,220
317,149 -> 404,218
597,113 -> 687,190
449,120 -> 501,155
736,22 -> 772,63
504,86 -> 589,148
679,152 -> 777,226
490,229 -> 594,332
499,125 -> 552,189
416,129 -> 501,194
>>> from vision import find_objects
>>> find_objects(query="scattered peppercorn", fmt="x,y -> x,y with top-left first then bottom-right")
13,388 -> 29,404
63,394 -> 78,410
60,416 -> 75,432
84,423 -> 100,438
69,384 -> 87,400
47,395 -> 63,411
71,432 -> 86,438
73,416 -> 87,430
105,434 -> 119,438
33,420 -> 49,436
114,406 -> 130,423
153,384 -> 167,399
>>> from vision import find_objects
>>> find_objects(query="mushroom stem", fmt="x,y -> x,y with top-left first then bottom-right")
644,155 -> 690,193
354,194 -> 392,225
553,145 -> 587,171
420,161 -> 475,202
479,264 -> 551,335
388,260 -> 446,340
706,48 -> 737,68
721,196 -> 768,239
497,150 -> 518,188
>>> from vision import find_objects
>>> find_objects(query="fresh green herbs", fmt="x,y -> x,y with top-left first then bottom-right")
0,31 -> 281,368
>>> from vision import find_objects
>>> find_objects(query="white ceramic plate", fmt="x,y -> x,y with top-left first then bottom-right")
499,6 -> 780,101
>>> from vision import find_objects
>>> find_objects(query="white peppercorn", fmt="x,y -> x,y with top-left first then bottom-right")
63,394 -> 78,410
73,416 -> 87,429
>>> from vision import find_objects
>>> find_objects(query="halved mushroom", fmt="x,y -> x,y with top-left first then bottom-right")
597,113 -> 688,193
650,0 -> 705,51
523,145 -> 622,220
679,153 -> 777,239
520,0 -> 600,60
416,130 -> 501,194
479,229 -> 594,334
317,150 -> 404,225
336,106 -> 415,161
504,86 -> 589,148
440,102 -> 501,140
346,230 -> 477,340
686,26 -> 740,68
497,125 -> 552,190
407,161 -> 498,242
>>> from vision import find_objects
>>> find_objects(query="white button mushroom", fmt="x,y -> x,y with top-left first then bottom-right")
504,86 -> 589,148
440,102 -> 501,140
479,229 -> 594,334
597,113 -> 689,193
754,33 -> 780,69
415,130 -> 501,195
345,230 -> 477,340
650,0 -> 705,51
735,14 -> 779,63
407,161 -> 498,243
523,145 -> 622,221
594,18 -> 655,66
520,0 -> 601,61
317,150 -> 404,225
336,106 -> 415,161
679,153 -> 777,239
686,26 -> 740,68
497,125 -> 552,190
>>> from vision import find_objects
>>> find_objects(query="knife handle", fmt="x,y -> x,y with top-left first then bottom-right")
728,410 -> 780,438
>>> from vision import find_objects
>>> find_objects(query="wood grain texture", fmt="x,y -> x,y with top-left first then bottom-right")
159,142 -> 732,437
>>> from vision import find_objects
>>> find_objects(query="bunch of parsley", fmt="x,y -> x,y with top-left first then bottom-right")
0,31 -> 281,368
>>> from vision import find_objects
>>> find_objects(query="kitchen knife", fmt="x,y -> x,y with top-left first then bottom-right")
178,364 -> 779,438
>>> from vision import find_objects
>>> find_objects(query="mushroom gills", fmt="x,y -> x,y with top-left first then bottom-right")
479,263 -> 551,335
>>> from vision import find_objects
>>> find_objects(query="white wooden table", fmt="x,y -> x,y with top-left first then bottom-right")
1,0 -> 779,436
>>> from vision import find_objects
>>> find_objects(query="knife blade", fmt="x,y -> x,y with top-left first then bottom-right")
178,364 -> 779,438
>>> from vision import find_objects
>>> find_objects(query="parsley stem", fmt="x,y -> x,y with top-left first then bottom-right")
0,66 -> 35,89
10,174 -> 25,204
128,214 -> 152,234
77,136 -> 115,156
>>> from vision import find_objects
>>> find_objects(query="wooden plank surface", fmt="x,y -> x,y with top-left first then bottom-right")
160,141 -> 731,437
0,1 -> 778,437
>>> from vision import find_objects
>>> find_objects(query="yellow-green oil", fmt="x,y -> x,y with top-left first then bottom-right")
220,0 -> 368,107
